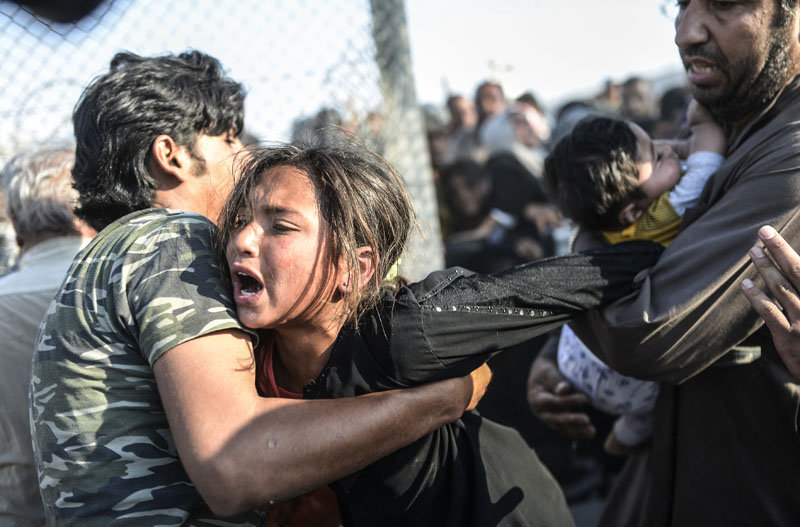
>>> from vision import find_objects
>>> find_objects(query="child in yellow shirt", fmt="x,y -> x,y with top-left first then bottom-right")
543,100 -> 725,453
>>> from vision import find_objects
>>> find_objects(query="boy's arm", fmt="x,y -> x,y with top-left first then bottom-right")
669,100 -> 726,216
154,329 -> 488,517
687,99 -> 726,156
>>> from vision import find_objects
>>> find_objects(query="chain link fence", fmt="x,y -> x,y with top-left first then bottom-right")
0,0 -> 442,278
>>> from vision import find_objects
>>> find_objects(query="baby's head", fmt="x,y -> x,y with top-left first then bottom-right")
544,116 -> 681,232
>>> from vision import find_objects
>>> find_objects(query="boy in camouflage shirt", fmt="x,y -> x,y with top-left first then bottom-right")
29,51 -> 485,525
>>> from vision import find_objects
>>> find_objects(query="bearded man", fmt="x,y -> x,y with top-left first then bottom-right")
529,1 -> 800,525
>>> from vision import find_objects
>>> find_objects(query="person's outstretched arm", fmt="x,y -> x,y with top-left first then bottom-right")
383,240 -> 662,384
741,225 -> 800,382
154,330 -> 489,517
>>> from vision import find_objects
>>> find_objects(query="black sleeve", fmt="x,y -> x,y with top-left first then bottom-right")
383,240 -> 663,384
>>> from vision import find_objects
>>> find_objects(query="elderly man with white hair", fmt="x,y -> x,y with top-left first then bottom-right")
0,148 -> 94,526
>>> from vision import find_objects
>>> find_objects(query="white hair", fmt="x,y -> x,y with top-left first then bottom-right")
1,148 -> 78,245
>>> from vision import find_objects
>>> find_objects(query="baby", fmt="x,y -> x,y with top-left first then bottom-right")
544,100 -> 726,453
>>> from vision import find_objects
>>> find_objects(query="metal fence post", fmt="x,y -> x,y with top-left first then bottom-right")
369,0 -> 443,281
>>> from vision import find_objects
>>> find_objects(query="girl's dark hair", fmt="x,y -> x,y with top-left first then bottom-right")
543,116 -> 645,231
217,143 -> 414,328
72,50 -> 245,231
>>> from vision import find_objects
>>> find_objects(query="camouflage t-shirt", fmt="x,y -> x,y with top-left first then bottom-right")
30,209 -> 262,526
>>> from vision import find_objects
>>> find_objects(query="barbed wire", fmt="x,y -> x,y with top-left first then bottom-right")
0,0 -> 443,274
0,0 -> 392,161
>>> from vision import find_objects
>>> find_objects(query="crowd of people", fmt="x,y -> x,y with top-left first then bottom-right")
427,74 -> 694,272
4,1 -> 800,526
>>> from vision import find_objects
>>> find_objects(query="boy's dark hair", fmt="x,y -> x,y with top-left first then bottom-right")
72,50 -> 245,231
543,116 -> 645,231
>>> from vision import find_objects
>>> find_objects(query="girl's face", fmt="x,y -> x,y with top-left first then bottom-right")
226,165 -> 337,330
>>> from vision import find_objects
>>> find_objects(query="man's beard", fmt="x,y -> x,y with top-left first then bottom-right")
684,24 -> 794,125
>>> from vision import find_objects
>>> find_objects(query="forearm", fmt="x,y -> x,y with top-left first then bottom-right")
156,331 -> 472,517
388,241 -> 662,384
224,381 -> 467,510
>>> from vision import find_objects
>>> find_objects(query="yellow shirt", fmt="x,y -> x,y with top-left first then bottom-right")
601,192 -> 681,247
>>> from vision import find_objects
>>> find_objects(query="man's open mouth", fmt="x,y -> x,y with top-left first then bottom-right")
689,63 -> 715,74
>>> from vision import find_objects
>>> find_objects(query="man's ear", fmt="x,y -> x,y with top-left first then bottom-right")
337,247 -> 377,294
617,202 -> 644,227
150,135 -> 193,183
